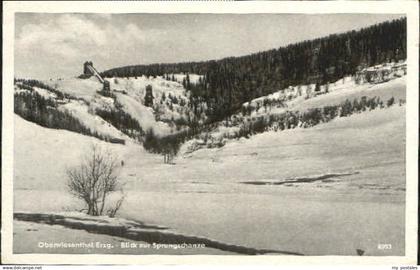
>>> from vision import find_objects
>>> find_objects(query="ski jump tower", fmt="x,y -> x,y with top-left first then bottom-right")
82,61 -> 110,93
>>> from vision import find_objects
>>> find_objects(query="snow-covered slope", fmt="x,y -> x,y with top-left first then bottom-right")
245,61 -> 406,116
170,73 -> 203,84
290,76 -> 405,112
107,76 -> 192,135
13,59 -> 407,255
47,77 -> 103,99
14,114 -> 130,191
59,100 -> 127,140
16,75 -> 193,139
14,102 -> 406,255
15,61 -> 406,156
187,73 -> 406,150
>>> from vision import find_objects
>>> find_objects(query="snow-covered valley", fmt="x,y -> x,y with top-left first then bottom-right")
13,71 -> 406,255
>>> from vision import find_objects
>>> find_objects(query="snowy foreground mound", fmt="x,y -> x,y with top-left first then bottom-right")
14,212 -> 300,255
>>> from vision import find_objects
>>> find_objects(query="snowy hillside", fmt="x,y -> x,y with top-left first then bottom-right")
184,64 -> 406,152
14,101 -> 406,255
106,76 -> 193,135
15,62 -> 406,155
15,74 -> 195,143
14,114 -> 130,191
51,75 -> 193,136
168,73 -> 203,85
47,77 -> 103,99
245,61 -> 406,116
13,59 -> 407,255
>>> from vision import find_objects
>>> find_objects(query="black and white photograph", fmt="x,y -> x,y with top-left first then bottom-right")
2,1 -> 419,265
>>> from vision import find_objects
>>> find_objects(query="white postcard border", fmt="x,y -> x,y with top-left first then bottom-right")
2,1 -> 419,265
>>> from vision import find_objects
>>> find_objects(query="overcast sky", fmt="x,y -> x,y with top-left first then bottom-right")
15,13 -> 404,80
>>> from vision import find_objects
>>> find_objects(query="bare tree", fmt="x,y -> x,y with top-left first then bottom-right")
66,144 -> 124,216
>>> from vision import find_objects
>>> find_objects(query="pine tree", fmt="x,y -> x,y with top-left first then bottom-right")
144,85 -> 154,107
